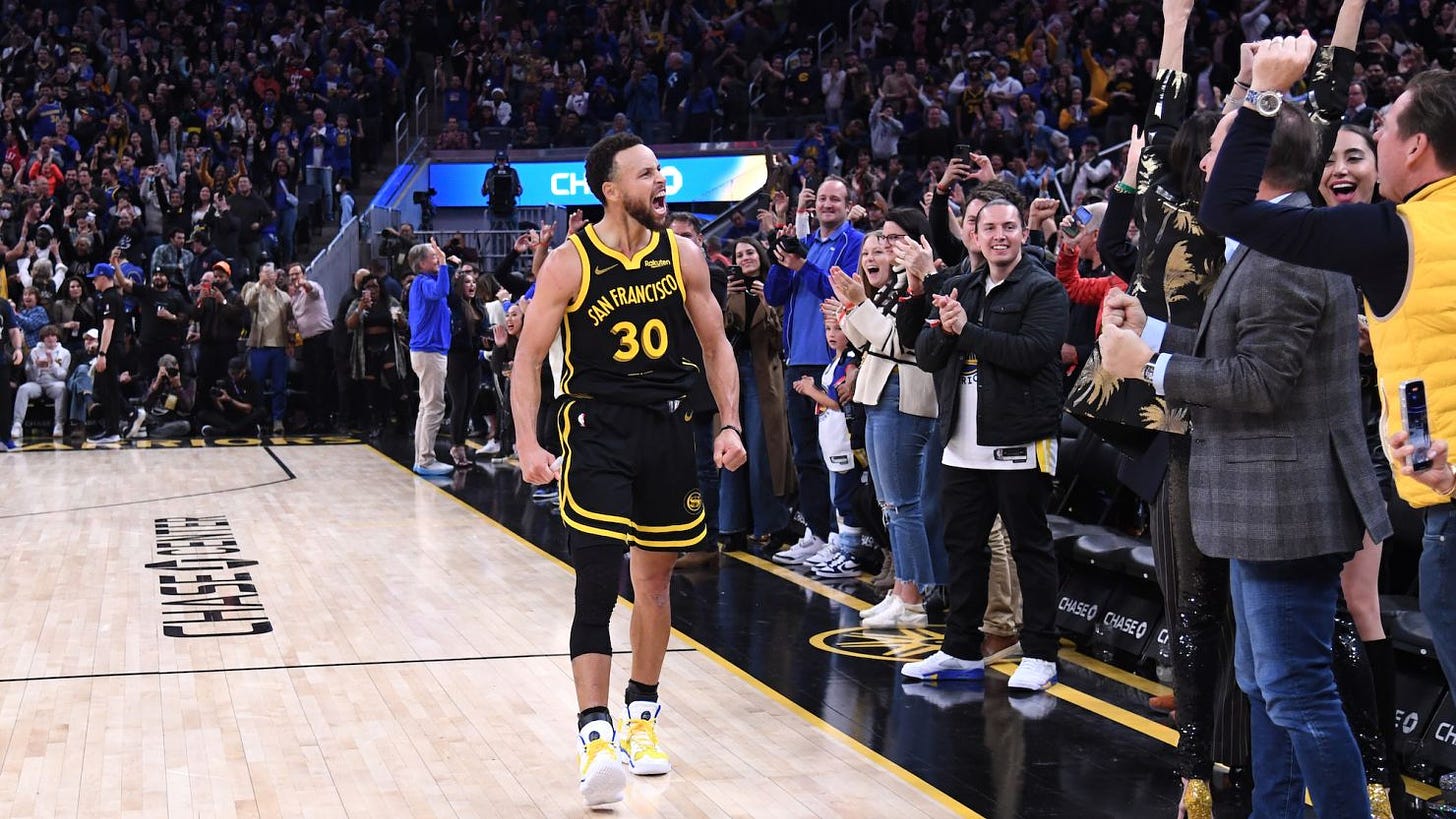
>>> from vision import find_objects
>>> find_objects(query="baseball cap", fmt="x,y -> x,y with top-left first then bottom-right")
84,328 -> 99,340
88,262 -> 115,279
212,260 -> 232,278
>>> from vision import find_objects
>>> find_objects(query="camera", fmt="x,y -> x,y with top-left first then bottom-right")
411,188 -> 438,205
727,264 -> 743,281
166,366 -> 179,378
770,233 -> 806,258
210,382 -> 226,399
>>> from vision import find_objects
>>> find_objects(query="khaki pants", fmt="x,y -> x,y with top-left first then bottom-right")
410,350 -> 448,467
983,515 -> 1023,638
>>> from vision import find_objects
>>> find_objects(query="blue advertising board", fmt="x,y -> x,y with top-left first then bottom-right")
428,154 -> 769,208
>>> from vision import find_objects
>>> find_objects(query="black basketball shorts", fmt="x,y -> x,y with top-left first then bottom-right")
556,397 -> 706,550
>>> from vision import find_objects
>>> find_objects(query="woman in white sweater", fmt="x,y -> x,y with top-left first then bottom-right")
833,211 -> 948,629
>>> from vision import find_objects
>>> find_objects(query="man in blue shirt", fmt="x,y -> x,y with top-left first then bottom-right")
407,239 -> 454,476
765,176 -> 864,561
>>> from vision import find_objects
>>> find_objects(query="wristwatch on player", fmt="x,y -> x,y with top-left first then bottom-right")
1245,89 -> 1284,117
1141,359 -> 1157,385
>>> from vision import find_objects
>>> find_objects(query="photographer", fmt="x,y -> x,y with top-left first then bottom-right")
764,177 -> 865,558
195,355 -> 267,438
481,149 -> 521,235
137,353 -> 194,438
193,263 -> 248,394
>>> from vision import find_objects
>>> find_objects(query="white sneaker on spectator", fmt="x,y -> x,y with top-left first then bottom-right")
771,531 -> 825,565
813,551 -> 862,579
8,424 -> 19,440
860,590 -> 899,620
126,409 -> 147,439
481,438 -> 502,455
200,425 -> 220,438
52,425 -> 63,438
87,433 -> 121,445
803,534 -> 841,568
863,601 -> 928,630
900,650 -> 984,681
1006,658 -> 1059,692
271,420 -> 285,436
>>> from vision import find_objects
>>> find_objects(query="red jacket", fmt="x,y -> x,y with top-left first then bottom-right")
1055,245 -> 1127,333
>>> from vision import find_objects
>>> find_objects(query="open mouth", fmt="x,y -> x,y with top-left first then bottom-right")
988,240 -> 1011,253
1328,181 -> 1359,204
651,192 -> 667,215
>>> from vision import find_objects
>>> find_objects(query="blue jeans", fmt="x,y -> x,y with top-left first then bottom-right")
67,364 -> 94,423
784,364 -> 832,538
831,466 -> 862,529
1421,504 -> 1456,691
865,373 -> 947,587
250,347 -> 290,422
1230,555 -> 1369,818
719,356 -> 790,537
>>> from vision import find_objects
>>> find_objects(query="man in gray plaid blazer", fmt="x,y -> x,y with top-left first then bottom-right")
1099,104 -> 1392,816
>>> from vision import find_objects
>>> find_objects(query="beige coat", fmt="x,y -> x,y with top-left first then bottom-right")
726,290 -> 797,497
841,290 -> 938,419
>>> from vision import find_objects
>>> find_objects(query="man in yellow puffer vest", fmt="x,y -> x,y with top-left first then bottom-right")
1199,35 -> 1456,692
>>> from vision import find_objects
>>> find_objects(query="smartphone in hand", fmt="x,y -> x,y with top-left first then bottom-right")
1402,378 -> 1434,472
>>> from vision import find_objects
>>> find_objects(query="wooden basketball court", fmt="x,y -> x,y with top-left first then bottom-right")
0,444 -> 965,817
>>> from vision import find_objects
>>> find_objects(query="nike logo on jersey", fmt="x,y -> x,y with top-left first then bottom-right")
594,263 -> 620,276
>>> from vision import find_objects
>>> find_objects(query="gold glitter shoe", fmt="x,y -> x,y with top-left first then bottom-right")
1368,783 -> 1393,819
1180,779 -> 1213,819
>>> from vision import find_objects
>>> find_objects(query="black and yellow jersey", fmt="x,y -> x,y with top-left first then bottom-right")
560,224 -> 700,404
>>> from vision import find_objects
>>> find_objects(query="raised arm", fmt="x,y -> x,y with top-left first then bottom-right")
1157,0 -> 1194,72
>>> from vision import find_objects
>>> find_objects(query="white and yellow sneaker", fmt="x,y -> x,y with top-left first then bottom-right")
578,717 -> 626,806
618,701 -> 671,776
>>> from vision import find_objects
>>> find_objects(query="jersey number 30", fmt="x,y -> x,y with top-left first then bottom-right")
610,318 -> 669,362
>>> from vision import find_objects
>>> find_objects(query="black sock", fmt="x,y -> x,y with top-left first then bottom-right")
577,706 -> 612,731
625,679 -> 659,705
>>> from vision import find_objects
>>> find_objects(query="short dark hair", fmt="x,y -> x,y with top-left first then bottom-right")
668,211 -> 701,235
968,181 -> 1025,215
585,132 -> 644,204
1264,105 -> 1319,192
1398,69 -> 1456,171
883,207 -> 930,242
974,198 -> 1024,230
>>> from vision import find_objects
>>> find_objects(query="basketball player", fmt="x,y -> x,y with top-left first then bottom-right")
511,133 -> 747,807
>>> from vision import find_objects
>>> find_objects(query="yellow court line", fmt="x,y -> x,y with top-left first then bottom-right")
988,661 -> 1179,744
1055,642 -> 1172,698
728,531 -> 1454,802
363,446 -> 985,819
723,551 -> 872,612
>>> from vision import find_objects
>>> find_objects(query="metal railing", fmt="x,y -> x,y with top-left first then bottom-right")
816,23 -> 837,65
393,113 -> 409,167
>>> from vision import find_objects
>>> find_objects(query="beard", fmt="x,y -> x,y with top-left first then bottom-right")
625,193 -> 667,231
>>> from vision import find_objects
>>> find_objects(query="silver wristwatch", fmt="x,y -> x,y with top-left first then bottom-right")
1245,89 -> 1284,118
1141,359 -> 1158,385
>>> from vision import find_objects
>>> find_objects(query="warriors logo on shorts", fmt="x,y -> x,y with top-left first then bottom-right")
684,490 -> 704,515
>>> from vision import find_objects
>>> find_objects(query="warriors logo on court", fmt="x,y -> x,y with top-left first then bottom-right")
809,626 -> 946,662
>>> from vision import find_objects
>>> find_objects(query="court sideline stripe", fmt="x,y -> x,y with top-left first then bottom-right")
730,533 -> 1443,802
365,447 -> 984,819
0,648 -> 693,685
